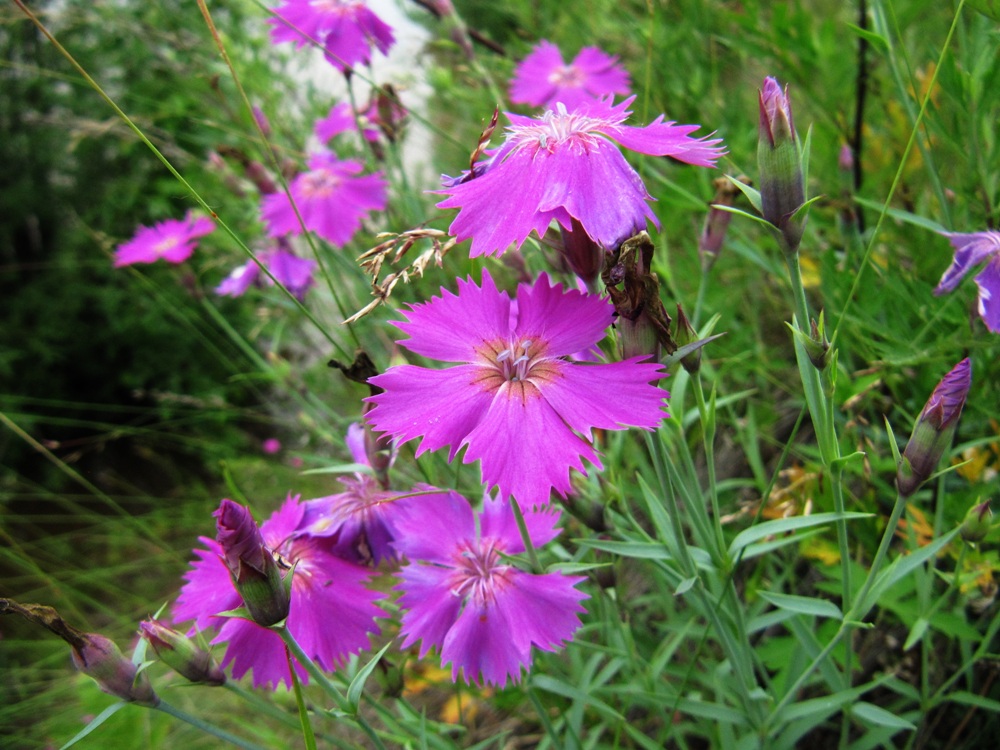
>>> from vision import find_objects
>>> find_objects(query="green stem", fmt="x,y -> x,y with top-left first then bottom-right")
277,628 -> 387,750
767,491 -> 911,728
288,646 -> 318,750
154,701 -> 269,750
509,495 -> 543,574
693,375 -> 726,558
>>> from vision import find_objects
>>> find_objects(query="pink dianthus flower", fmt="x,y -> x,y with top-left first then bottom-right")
260,153 -> 386,247
173,495 -> 384,690
437,96 -> 724,257
365,272 -> 666,507
114,212 -> 214,268
393,490 -> 587,687
216,246 -> 317,300
510,40 -> 631,111
269,0 -> 395,72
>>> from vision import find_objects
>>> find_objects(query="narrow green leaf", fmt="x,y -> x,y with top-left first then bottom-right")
60,702 -> 127,749
945,690 -> 1000,713
674,576 -> 698,596
862,528 -> 960,613
758,591 -> 842,620
902,617 -> 929,651
851,701 -> 916,731
577,539 -> 671,560
729,512 -> 873,557
347,642 -> 393,711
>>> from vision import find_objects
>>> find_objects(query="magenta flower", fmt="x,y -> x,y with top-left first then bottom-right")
934,230 -> 1000,333
269,0 -> 395,72
315,102 -> 378,144
437,97 -> 724,257
113,212 -> 214,268
510,40 -> 630,111
174,495 -> 384,690
260,153 -> 386,247
216,246 -> 317,300
393,491 -> 587,687
365,272 -> 666,507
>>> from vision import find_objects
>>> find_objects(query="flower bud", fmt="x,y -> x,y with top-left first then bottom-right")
960,499 -> 993,544
560,218 -> 606,289
71,633 -> 159,706
139,620 -> 226,686
699,177 -> 744,272
757,77 -> 806,253
897,358 -> 972,497
215,499 -> 289,627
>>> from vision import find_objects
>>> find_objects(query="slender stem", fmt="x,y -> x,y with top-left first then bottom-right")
509,495 -> 542,574
154,701 -> 269,750
768,490 -> 911,726
693,376 -> 726,558
277,628 -> 387,750
692,268 -> 709,330
288,645 -> 318,750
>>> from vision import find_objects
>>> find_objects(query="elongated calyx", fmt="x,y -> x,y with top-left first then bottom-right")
757,77 -> 806,252
72,632 -> 159,706
897,358 -> 972,497
215,499 -> 289,627
139,620 -> 226,685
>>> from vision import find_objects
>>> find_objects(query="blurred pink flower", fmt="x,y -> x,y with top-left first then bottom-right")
260,154 -> 386,247
174,495 -> 384,689
393,491 -> 587,687
365,272 -> 666,507
269,0 -> 395,72
934,230 -> 1000,333
437,97 -> 724,257
216,246 -> 317,301
510,40 -> 630,111
113,212 -> 214,267
262,438 -> 282,454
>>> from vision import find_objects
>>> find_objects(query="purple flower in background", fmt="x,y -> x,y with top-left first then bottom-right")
393,491 -> 587,687
934,230 -> 1000,333
113,212 -> 214,267
174,495 -> 384,690
216,246 -> 317,300
510,40 -> 630,111
261,154 -> 386,247
365,272 -> 666,507
437,97 -> 724,257
269,0 -> 395,72
315,102 -> 378,144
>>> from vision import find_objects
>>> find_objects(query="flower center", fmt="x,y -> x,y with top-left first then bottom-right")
548,64 -> 584,88
495,339 -> 534,382
153,236 -> 181,256
511,103 -> 603,152
450,539 -> 512,607
299,169 -> 342,199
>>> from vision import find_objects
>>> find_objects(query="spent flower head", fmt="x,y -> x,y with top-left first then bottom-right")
365,271 -> 666,507
934,230 -> 1000,333
437,96 -> 724,257
510,40 -> 631,111
392,491 -> 587,687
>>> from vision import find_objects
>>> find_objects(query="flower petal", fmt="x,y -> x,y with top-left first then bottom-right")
540,358 -> 666,440
513,274 -> 614,357
366,365 -> 494,460
462,384 -> 601,506
935,231 -> 1000,295
974,255 -> 1000,333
